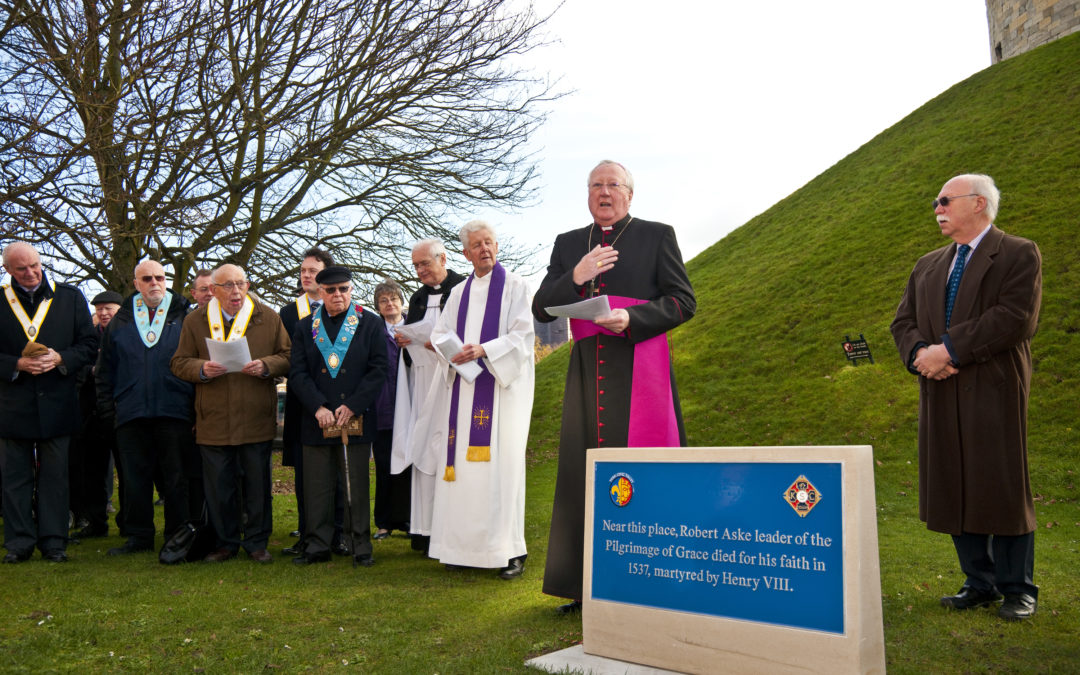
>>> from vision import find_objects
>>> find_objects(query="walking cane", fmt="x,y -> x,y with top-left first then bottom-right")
339,427 -> 359,568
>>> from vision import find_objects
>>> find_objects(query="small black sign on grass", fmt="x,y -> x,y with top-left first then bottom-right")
841,334 -> 874,365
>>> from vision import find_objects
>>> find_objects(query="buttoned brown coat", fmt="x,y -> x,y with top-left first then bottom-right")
891,226 -> 1041,536
170,297 -> 291,446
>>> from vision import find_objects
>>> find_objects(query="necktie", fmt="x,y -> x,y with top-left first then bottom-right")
944,244 -> 971,328
310,301 -> 320,314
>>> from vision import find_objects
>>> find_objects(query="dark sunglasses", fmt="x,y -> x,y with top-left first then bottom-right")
932,193 -> 978,209
139,275 -> 166,283
322,285 -> 351,295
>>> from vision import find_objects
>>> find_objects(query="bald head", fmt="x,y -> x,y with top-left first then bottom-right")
2,242 -> 43,290
133,260 -> 168,308
211,264 -> 250,314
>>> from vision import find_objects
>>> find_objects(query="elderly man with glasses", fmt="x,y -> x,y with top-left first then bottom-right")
533,160 -> 696,612
892,174 -> 1042,621
96,260 -> 193,556
287,266 -> 387,565
171,264 -> 291,564
391,238 -> 466,554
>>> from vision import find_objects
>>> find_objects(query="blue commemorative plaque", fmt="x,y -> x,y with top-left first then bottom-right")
592,461 -> 844,634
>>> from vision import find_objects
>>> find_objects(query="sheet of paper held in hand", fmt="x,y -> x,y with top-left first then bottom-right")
432,332 -> 483,384
205,337 -> 252,373
395,321 -> 434,359
544,295 -> 613,320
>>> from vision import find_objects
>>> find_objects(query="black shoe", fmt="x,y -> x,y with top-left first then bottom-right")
556,600 -> 582,614
3,550 -> 32,564
410,534 -> 429,553
998,593 -> 1037,621
332,542 -> 350,556
75,525 -> 109,539
354,554 -> 374,567
282,542 -> 305,556
498,554 -> 526,580
108,539 -> 154,556
289,530 -> 301,538
43,549 -> 69,563
292,551 -> 331,565
940,585 -> 1003,610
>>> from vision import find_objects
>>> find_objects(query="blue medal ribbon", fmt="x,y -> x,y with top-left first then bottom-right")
133,292 -> 171,348
312,303 -> 361,378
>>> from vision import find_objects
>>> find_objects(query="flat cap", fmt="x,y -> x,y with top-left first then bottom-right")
315,266 -> 352,285
91,291 -> 124,306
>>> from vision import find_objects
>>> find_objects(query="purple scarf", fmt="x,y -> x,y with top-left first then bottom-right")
444,263 -> 506,481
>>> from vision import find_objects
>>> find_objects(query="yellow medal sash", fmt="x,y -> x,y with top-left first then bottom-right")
3,279 -> 55,342
296,294 -> 312,320
207,295 -> 254,341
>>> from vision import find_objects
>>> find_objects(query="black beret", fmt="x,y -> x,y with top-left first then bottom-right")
315,266 -> 352,285
91,291 -> 124,306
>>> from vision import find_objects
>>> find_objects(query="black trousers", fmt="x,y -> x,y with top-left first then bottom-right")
372,429 -> 410,531
302,442 -> 371,557
70,414 -> 115,530
0,436 -> 69,554
200,441 -> 272,553
115,417 -> 191,545
952,531 -> 1037,597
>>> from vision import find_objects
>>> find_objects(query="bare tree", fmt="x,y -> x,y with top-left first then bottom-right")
0,0 -> 557,302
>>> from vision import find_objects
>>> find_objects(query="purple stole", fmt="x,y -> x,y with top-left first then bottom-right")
570,295 -> 680,447
444,263 -> 506,481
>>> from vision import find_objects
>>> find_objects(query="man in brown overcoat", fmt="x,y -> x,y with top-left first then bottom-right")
891,173 -> 1042,621
171,264 -> 291,564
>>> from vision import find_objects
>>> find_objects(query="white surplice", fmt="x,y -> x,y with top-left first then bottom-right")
421,269 -> 534,568
391,293 -> 444,537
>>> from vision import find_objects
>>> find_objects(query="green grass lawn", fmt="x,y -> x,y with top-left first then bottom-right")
3,30 -> 1080,675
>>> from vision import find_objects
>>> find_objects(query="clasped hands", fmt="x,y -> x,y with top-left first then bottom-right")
16,349 -> 62,375
573,245 -> 629,334
913,344 -> 959,381
316,404 -> 354,429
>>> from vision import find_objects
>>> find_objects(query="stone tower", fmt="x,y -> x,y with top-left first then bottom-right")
986,0 -> 1080,62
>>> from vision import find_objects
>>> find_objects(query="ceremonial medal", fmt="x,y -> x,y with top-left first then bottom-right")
341,335 -> 348,343
347,315 -> 358,326
328,353 -> 340,369
27,325 -> 37,337
147,331 -> 157,343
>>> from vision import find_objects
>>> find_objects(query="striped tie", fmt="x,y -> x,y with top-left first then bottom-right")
944,244 -> 971,328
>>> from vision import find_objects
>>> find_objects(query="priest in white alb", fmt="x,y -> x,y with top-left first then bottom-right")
422,220 -> 534,579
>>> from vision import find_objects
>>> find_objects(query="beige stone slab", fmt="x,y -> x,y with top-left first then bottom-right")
581,446 -> 885,675
525,644 -> 686,674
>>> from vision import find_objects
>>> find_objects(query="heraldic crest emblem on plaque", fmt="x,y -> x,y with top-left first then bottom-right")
783,475 -> 820,517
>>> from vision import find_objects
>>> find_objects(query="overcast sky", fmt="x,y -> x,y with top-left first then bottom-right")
477,0 -> 993,283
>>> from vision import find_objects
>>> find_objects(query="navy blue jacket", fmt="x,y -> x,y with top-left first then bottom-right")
96,289 -> 194,428
288,303 -> 387,446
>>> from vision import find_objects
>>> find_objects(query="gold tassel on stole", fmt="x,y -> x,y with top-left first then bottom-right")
466,446 -> 490,462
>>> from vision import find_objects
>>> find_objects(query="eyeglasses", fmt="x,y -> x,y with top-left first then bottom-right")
213,280 -> 249,291
589,181 -> 629,192
932,194 -> 978,209
139,275 -> 166,283
322,285 -> 351,295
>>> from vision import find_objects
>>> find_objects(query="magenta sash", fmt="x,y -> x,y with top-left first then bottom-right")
570,296 -> 680,447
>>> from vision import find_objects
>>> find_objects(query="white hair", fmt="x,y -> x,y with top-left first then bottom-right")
458,220 -> 497,249
412,238 -> 446,260
955,173 -> 1001,223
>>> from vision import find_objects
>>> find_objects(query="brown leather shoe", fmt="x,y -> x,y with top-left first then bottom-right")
249,549 -> 273,564
204,547 -> 237,563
